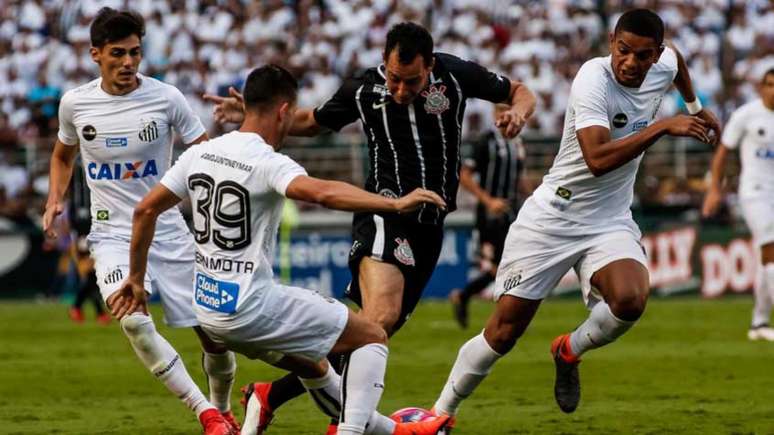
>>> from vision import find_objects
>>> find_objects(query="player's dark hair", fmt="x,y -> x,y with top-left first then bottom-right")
90,7 -> 145,47
763,68 -> 774,83
614,9 -> 664,47
242,64 -> 298,112
384,22 -> 434,67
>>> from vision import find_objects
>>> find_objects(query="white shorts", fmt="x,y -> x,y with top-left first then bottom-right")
197,284 -> 349,364
493,223 -> 648,307
89,233 -> 197,328
741,198 -> 774,247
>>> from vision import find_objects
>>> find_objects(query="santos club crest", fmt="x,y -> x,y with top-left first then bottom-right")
421,85 -> 450,115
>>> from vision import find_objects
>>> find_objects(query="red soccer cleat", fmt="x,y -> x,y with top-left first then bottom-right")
240,383 -> 274,435
429,407 -> 456,434
325,423 -> 337,435
96,313 -> 111,325
221,410 -> 241,433
68,307 -> 84,323
393,414 -> 452,435
199,408 -> 237,435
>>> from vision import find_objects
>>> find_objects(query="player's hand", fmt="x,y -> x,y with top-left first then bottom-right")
109,279 -> 149,320
202,87 -> 245,124
42,200 -> 64,239
694,109 -> 721,146
701,187 -> 723,218
664,115 -> 711,144
484,197 -> 510,216
495,109 -> 527,138
395,188 -> 447,213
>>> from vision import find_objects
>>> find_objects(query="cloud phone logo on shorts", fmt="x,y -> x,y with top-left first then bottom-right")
195,273 -> 239,314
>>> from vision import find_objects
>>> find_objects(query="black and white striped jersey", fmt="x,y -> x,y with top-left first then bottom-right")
466,130 -> 524,221
313,53 -> 511,225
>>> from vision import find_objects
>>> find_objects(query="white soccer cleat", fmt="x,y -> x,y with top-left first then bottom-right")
748,326 -> 774,341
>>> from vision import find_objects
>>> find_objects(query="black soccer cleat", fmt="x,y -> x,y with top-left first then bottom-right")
551,334 -> 581,413
449,289 -> 468,329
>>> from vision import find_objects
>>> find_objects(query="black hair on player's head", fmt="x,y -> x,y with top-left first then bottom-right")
242,64 -> 298,112
763,68 -> 774,83
614,8 -> 665,47
90,7 -> 145,47
384,22 -> 434,66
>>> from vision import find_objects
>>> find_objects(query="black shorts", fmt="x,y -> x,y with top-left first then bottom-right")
345,211 -> 444,331
475,214 -> 513,265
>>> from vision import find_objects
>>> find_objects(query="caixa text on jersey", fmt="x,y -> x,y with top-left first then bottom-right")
86,159 -> 158,180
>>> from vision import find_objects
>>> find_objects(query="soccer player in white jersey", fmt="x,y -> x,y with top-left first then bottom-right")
429,8 -> 722,424
703,68 -> 774,341
42,8 -> 237,435
111,65 -> 452,435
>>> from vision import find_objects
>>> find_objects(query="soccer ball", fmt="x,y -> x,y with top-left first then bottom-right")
390,407 -> 435,423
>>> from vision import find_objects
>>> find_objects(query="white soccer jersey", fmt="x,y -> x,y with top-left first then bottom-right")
57,74 -> 206,240
160,131 -> 307,324
526,47 -> 678,234
721,99 -> 774,199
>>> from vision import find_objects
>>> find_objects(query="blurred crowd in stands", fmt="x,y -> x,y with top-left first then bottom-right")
0,0 -> 772,220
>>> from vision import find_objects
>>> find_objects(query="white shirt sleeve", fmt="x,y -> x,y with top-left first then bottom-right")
56,92 -> 78,146
721,105 -> 746,150
657,46 -> 679,81
572,62 -> 610,131
160,146 -> 197,199
166,86 -> 207,144
264,153 -> 308,196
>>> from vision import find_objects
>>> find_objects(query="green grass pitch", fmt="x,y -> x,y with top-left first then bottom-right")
1,297 -> 774,434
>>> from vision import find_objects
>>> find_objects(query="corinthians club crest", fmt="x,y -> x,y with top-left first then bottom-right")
421,85 -> 450,115
393,237 -> 416,266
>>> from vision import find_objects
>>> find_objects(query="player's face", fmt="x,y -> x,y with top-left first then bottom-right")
609,31 -> 662,88
91,34 -> 142,92
384,50 -> 433,105
760,74 -> 774,108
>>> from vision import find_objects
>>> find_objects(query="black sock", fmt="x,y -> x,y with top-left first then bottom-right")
267,374 -> 306,410
461,273 -> 495,300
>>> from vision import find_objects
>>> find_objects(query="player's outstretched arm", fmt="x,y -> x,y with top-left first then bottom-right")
495,80 -> 536,138
701,145 -> 730,217
111,185 -> 182,319
285,175 -> 446,213
43,139 -> 79,239
203,86 -> 323,137
577,115 -> 710,177
670,43 -> 721,144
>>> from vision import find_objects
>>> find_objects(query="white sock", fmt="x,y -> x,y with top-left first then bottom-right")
120,313 -> 212,417
338,343 -> 389,435
434,333 -> 502,416
364,412 -> 396,435
764,264 -> 774,324
203,351 -> 236,413
752,267 -> 770,327
569,302 -> 635,357
299,364 -> 342,419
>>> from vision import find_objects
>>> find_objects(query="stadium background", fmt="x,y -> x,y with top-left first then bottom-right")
1,1 -> 774,433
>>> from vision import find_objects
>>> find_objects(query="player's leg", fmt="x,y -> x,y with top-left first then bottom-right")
152,236 -> 238,420
751,242 -> 774,340
96,238 -> 232,433
357,257 -> 405,335
552,231 -> 649,413
450,240 -> 496,329
435,224 -> 578,419
434,294 -> 541,418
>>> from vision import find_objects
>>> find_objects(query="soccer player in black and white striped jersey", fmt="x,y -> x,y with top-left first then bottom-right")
205,22 -> 535,432
449,104 -> 529,329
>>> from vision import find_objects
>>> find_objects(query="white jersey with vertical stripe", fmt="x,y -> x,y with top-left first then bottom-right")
721,98 -> 774,199
57,74 -> 206,240
523,47 -> 678,235
160,131 -> 307,325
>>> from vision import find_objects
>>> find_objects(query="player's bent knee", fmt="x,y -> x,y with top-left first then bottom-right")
608,290 -> 648,321
486,323 -> 520,354
120,313 -> 156,351
363,308 -> 401,335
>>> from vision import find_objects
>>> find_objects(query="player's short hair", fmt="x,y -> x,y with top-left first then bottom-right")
762,68 -> 774,83
384,22 -> 434,67
242,65 -> 298,112
90,7 -> 145,47
614,9 -> 665,47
